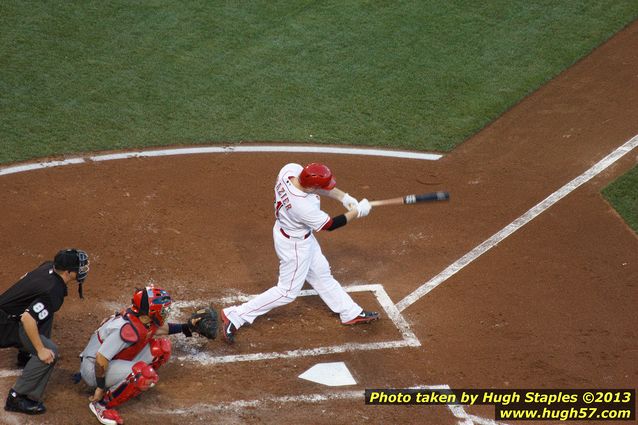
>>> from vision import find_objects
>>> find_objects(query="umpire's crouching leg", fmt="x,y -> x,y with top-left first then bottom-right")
13,323 -> 59,402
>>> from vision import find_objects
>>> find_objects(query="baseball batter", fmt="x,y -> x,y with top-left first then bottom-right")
221,162 -> 378,343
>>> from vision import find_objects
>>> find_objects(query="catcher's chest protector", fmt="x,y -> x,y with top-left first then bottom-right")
114,313 -> 158,361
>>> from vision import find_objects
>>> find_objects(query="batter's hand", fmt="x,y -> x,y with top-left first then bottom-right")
341,193 -> 358,210
357,199 -> 371,218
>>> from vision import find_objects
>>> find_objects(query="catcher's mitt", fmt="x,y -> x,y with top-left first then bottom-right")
188,307 -> 218,339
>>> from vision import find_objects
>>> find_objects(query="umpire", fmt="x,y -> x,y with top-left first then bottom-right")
0,248 -> 89,415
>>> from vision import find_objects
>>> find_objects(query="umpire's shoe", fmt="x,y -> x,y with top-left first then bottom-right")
4,389 -> 46,415
220,310 -> 236,344
343,310 -> 380,325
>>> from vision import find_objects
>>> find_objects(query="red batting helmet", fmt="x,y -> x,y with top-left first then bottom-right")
299,163 -> 336,190
130,286 -> 172,326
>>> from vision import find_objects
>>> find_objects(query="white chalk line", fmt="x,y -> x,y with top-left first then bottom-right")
173,284 -> 420,365
0,370 -> 21,379
90,145 -> 443,161
0,158 -> 85,176
0,145 -> 442,176
150,384 -> 508,425
396,134 -> 638,312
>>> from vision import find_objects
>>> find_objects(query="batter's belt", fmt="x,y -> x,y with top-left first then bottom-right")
279,227 -> 311,240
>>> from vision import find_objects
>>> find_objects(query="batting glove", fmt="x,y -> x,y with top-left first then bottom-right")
357,199 -> 371,218
341,193 -> 358,210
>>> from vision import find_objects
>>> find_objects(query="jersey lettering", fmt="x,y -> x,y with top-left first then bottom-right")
274,200 -> 284,219
32,302 -> 45,313
276,183 -> 286,197
275,182 -> 292,213
38,310 -> 49,320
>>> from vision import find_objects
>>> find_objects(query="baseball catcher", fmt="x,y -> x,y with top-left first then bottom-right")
78,286 -> 217,425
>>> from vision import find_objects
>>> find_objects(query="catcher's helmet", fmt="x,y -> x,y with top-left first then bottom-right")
131,286 -> 172,326
298,163 -> 336,190
54,248 -> 90,298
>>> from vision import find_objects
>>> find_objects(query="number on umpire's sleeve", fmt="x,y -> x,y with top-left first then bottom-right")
32,302 -> 49,320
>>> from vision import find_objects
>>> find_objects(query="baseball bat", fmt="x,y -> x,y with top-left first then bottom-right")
369,191 -> 449,207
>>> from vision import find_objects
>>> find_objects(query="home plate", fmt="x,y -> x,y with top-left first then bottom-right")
298,362 -> 357,387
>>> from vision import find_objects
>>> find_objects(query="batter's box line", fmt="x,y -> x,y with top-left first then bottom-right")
0,370 -> 21,379
172,284 -> 421,365
149,384 -> 508,425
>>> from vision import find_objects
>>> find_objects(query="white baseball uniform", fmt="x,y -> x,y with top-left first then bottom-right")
224,163 -> 363,328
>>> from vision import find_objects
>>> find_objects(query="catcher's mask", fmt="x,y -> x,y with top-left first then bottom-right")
54,248 -> 90,298
298,163 -> 336,190
131,286 -> 172,326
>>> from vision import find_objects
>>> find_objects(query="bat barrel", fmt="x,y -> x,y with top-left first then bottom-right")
434,191 -> 449,201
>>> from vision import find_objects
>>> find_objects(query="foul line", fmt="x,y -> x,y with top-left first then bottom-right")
173,284 -> 420,365
150,384 -> 507,425
0,145 -> 442,176
397,134 -> 638,312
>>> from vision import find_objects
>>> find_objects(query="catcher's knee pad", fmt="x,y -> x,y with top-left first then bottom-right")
149,337 -> 171,370
104,361 -> 158,408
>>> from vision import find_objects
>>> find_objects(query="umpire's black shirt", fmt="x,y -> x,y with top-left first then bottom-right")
0,261 -> 67,346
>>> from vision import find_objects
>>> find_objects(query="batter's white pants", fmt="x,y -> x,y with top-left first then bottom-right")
225,224 -> 363,328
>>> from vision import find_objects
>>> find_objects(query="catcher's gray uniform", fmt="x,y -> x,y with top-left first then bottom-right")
79,315 -> 154,388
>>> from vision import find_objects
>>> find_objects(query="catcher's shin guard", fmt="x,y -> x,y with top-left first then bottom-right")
103,361 -> 158,408
149,337 -> 171,370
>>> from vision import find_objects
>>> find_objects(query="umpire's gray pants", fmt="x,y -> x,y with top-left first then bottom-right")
80,344 -> 154,390
13,323 -> 58,401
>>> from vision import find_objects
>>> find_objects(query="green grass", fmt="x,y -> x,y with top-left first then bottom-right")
1,1 -> 638,164
603,165 -> 638,233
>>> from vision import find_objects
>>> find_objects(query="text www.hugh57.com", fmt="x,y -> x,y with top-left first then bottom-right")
497,406 -> 632,421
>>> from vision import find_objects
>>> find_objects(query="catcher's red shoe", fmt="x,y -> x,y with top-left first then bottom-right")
89,401 -> 123,425
343,310 -> 380,325
220,310 -> 236,344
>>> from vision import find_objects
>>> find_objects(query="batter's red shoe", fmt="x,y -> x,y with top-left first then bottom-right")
89,401 -> 123,425
220,310 -> 236,344
343,310 -> 380,325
